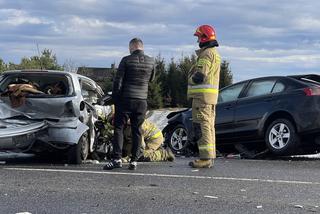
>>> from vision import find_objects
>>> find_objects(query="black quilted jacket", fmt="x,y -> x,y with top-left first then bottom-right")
112,50 -> 155,100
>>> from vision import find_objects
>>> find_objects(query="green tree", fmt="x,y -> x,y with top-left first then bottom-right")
177,55 -> 196,107
165,58 -> 187,107
0,58 -> 7,73
147,55 -> 164,109
7,49 -> 63,70
219,60 -> 233,89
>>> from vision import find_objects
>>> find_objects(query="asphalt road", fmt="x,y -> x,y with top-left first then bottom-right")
0,155 -> 320,214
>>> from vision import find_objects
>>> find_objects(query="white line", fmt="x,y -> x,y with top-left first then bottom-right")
5,167 -> 320,186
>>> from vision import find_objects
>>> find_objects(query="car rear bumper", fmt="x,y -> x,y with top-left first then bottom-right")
0,121 -> 47,138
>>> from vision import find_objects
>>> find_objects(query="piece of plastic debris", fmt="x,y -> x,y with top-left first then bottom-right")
240,189 -> 246,192
15,212 -> 32,214
191,169 -> 199,172
226,154 -> 241,159
256,205 -> 263,209
193,192 -> 199,195
204,195 -> 218,199
294,205 -> 303,209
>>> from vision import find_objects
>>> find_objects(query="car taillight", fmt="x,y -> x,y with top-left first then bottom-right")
304,86 -> 320,96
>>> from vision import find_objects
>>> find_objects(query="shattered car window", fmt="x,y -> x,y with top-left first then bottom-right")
0,73 -> 74,97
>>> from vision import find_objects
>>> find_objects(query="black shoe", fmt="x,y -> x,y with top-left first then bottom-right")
103,159 -> 122,170
137,155 -> 151,162
128,161 -> 137,170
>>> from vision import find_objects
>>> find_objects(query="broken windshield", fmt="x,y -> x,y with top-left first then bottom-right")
0,72 -> 74,97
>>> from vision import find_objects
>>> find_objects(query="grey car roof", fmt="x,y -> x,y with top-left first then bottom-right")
3,69 -> 87,79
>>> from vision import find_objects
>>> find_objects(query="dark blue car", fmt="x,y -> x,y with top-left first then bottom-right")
163,74 -> 320,156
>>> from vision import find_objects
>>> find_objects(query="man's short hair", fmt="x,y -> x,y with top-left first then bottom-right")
129,38 -> 143,49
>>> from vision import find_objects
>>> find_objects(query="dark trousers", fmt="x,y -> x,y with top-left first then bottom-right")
112,98 -> 147,161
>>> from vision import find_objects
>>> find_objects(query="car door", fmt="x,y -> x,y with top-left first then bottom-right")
233,78 -> 283,140
216,81 -> 248,141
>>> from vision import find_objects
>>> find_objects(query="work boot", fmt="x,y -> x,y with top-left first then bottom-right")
103,159 -> 122,170
188,159 -> 213,168
166,147 -> 175,162
128,161 -> 137,170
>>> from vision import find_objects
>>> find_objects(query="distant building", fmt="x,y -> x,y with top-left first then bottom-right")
77,65 -> 115,89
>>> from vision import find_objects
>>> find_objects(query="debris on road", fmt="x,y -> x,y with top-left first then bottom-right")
204,195 -> 218,199
240,189 -> 246,192
191,169 -> 199,172
225,153 -> 241,159
192,192 -> 199,195
294,205 -> 303,209
0,161 -> 6,164
256,205 -> 263,209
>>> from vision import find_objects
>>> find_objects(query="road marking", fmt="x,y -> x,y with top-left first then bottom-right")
5,167 -> 320,186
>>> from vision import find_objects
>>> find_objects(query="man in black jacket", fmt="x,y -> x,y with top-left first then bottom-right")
103,38 -> 155,170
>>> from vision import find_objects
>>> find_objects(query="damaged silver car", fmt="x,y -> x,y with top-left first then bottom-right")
0,70 -> 111,164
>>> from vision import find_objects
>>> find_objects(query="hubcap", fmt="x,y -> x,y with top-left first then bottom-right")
269,123 -> 291,149
170,127 -> 188,151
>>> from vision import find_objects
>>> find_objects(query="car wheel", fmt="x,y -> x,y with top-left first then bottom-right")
265,119 -> 299,155
167,124 -> 188,154
68,132 -> 89,164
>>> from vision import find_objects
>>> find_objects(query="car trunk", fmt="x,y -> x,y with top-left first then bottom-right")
0,72 -> 86,147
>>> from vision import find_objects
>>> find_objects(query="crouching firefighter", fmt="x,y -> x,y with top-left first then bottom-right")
123,118 -> 175,162
187,24 -> 221,168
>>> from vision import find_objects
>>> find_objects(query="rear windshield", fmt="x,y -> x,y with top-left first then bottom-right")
291,75 -> 320,86
0,73 -> 74,97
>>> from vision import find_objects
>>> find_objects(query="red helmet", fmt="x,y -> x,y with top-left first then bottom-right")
194,25 -> 217,43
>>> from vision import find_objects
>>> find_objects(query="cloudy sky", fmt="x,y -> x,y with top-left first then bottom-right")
0,0 -> 319,81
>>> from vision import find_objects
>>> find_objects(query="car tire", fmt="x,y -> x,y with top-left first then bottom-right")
167,124 -> 189,154
68,132 -> 89,164
265,118 -> 299,155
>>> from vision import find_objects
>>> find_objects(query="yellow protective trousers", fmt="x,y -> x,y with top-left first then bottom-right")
192,98 -> 216,159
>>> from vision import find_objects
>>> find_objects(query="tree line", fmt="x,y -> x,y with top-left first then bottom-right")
146,55 -> 233,109
0,49 -> 233,109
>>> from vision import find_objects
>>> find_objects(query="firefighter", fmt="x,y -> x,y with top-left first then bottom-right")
187,25 -> 221,168
123,118 -> 175,162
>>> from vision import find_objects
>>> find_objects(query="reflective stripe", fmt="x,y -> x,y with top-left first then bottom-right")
199,144 -> 215,151
197,58 -> 212,67
150,131 -> 162,139
188,88 -> 218,94
188,84 -> 219,89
